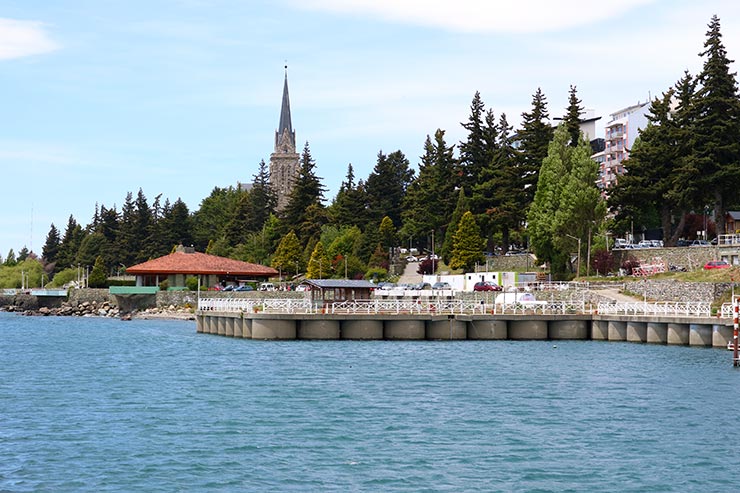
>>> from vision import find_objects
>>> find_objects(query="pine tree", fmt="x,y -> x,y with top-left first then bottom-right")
449,211 -> 485,271
271,230 -> 303,275
88,255 -> 108,288
519,88 -> 554,205
458,92 -> 489,194
191,186 -> 241,251
4,249 -> 16,267
282,142 -> 327,238
401,129 -> 456,252
563,85 -> 584,147
42,223 -> 61,264
441,188 -> 470,264
330,164 -> 369,228
472,113 -> 523,252
57,215 -> 85,270
247,159 -> 277,232
365,150 -> 414,227
307,241 -> 331,278
692,15 -> 740,234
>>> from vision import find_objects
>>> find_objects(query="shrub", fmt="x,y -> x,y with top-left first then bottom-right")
185,276 -> 199,291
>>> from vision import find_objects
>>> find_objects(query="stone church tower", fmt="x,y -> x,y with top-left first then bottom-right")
269,67 -> 300,211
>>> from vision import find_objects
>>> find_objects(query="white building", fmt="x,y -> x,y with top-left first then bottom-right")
597,102 -> 650,191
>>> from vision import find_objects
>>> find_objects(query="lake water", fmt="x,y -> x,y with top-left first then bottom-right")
1,312 -> 739,492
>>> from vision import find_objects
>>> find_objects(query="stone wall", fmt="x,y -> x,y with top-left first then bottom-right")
612,246 -> 739,271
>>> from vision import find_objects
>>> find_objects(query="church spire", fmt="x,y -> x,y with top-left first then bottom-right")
277,65 -> 294,147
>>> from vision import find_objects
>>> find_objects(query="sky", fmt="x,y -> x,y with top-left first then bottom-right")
2,0 -> 740,259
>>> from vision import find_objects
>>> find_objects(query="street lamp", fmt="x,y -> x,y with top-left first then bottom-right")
565,234 -> 582,279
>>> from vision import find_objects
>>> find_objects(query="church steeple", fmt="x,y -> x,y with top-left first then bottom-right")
275,65 -> 295,151
270,65 -> 300,211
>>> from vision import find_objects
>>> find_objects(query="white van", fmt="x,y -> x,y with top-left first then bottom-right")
258,282 -> 276,292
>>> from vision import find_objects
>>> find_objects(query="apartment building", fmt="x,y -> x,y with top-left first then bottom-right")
595,102 -> 649,190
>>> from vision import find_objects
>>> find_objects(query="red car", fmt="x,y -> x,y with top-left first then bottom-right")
473,281 -> 502,292
704,260 -> 730,269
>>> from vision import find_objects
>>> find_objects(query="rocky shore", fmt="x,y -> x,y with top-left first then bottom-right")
1,300 -> 195,321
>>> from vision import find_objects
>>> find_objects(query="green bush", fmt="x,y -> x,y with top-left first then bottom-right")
185,276 -> 199,291
364,267 -> 388,282
158,279 -> 169,291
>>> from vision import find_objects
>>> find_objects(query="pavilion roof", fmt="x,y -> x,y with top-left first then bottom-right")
126,251 -> 278,277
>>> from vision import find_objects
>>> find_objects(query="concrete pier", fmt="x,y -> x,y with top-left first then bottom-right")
591,320 -> 609,340
466,319 -> 507,340
252,318 -> 297,340
427,318 -> 466,340
299,319 -> 341,340
646,322 -> 667,344
508,320 -> 548,340
626,321 -> 647,343
713,324 -> 732,348
341,319 -> 383,340
385,319 -> 425,340
195,310 -> 736,357
549,320 -> 589,340
689,323 -> 713,347
608,321 -> 627,341
667,323 -> 690,345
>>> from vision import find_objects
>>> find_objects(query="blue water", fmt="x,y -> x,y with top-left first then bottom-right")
1,313 -> 739,492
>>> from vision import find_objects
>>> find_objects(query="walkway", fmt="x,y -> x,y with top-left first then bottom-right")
592,288 -> 641,303
396,261 -> 422,285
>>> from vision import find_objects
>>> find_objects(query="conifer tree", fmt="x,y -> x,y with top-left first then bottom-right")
449,211 -> 485,271
441,188 -> 470,264
4,249 -> 16,267
271,230 -> 303,275
365,150 -> 413,227
563,85 -> 584,147
42,223 -> 61,264
247,159 -> 277,231
401,130 -> 456,252
57,215 -> 85,270
88,255 -> 108,288
307,241 -> 331,278
458,92 -> 489,194
518,88 -> 554,205
331,164 -> 369,228
692,15 -> 740,234
282,142 -> 327,239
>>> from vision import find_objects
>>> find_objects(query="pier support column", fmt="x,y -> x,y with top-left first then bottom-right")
299,319 -> 340,339
252,319 -> 297,340
689,323 -> 712,347
225,317 -> 234,337
608,320 -> 627,341
385,319 -> 425,340
196,314 -> 205,333
667,323 -> 689,345
341,319 -> 383,340
508,320 -> 547,340
217,316 -> 226,336
467,319 -> 507,340
712,324 -> 732,348
427,318 -> 466,340
549,320 -> 588,340
591,320 -> 608,340
646,322 -> 667,344
240,318 -> 252,339
626,321 -> 647,343
233,316 -> 242,338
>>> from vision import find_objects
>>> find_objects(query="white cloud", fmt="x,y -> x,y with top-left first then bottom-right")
297,0 -> 657,33
0,18 -> 58,60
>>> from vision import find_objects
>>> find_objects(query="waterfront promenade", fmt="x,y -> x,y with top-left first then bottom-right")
195,297 -> 736,349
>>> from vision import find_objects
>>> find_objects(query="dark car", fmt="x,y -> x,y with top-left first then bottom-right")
474,281 -> 502,292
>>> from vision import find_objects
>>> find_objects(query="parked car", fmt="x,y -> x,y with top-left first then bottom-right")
432,281 -> 452,290
295,284 -> 311,292
405,256 -> 418,262
637,240 -> 654,248
258,282 -> 276,291
234,285 -> 253,291
473,281 -> 502,292
412,282 -> 432,290
689,240 -> 711,247
704,260 -> 730,269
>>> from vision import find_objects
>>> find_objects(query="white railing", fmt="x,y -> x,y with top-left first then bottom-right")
198,297 -> 259,312
597,302 -> 711,317
263,298 -> 313,313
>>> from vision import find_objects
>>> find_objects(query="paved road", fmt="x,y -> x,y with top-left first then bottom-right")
397,261 -> 422,285
592,288 -> 641,303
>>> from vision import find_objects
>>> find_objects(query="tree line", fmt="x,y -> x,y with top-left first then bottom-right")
2,15 -> 737,286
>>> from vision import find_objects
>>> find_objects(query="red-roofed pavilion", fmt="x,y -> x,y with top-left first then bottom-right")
126,246 -> 278,288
